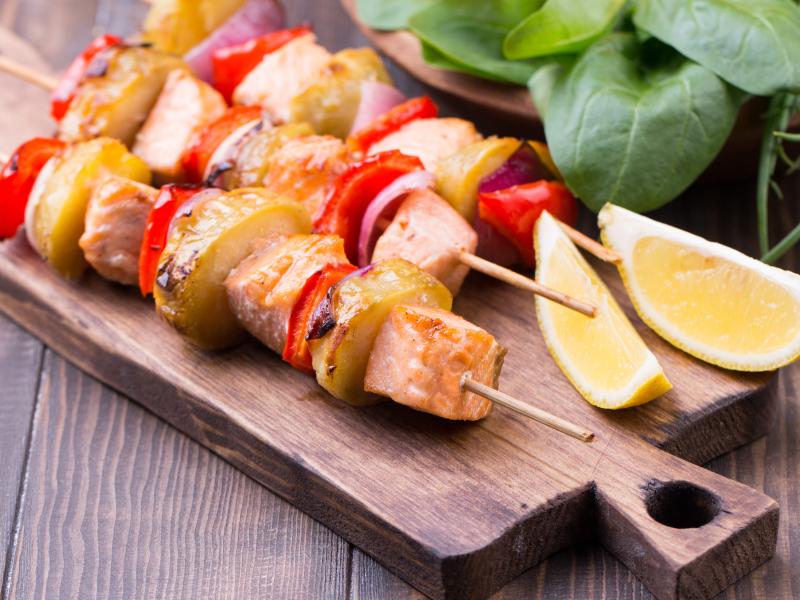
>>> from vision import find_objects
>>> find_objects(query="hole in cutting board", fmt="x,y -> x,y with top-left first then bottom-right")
644,480 -> 721,529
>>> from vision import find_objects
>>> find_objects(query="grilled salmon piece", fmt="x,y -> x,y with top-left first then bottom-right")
367,118 -> 481,170
133,70 -> 226,183
260,135 -> 350,220
364,304 -> 506,420
233,34 -> 332,123
79,176 -> 158,285
372,189 -> 477,295
225,234 -> 349,354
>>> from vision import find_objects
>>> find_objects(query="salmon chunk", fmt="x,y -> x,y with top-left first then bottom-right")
225,234 -> 349,354
133,69 -> 226,182
79,176 -> 158,285
261,135 -> 350,220
233,34 -> 332,123
372,189 -> 477,295
364,305 -> 506,420
367,118 -> 481,170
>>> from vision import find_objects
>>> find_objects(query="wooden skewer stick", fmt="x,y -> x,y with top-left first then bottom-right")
459,251 -> 596,317
462,375 -> 594,442
0,56 -> 57,91
558,221 -> 621,264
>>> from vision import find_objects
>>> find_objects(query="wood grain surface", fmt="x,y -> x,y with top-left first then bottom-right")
0,1 -> 798,599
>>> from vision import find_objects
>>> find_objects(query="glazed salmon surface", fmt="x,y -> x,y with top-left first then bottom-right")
233,34 -> 332,123
133,70 -> 226,182
79,176 -> 158,285
261,135 -> 350,220
364,304 -> 506,420
225,234 -> 349,354
367,118 -> 482,171
372,189 -> 477,295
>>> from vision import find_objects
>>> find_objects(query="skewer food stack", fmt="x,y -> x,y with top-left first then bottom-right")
0,0 -> 602,440
2,0 -> 799,437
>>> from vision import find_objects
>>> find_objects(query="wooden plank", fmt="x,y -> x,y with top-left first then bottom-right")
5,351 -> 349,599
0,234 -> 780,600
0,316 -> 42,581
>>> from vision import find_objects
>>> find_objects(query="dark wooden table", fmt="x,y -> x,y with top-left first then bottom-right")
0,1 -> 798,598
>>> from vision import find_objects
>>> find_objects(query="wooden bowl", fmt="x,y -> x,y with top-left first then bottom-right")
340,0 -> 798,182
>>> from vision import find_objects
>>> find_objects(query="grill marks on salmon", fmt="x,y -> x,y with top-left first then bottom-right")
133,70 -> 227,182
365,305 -> 506,420
260,135 -> 350,220
233,34 -> 332,124
225,234 -> 349,354
367,118 -> 482,171
372,189 -> 477,295
79,176 -> 158,285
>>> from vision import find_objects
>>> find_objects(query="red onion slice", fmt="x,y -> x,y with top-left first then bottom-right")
356,170 -> 435,267
349,81 -> 406,136
185,0 -> 286,82
478,143 -> 551,195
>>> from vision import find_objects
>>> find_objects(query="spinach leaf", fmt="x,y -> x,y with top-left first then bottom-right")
504,0 -> 626,59
633,0 -> 800,96
540,33 -> 742,212
355,0 -> 436,31
409,0 -> 545,86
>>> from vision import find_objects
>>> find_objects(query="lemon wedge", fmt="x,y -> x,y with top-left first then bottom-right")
599,203 -> 800,371
534,210 -> 671,409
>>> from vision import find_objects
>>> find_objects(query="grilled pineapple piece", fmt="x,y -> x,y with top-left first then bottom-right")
435,137 -> 520,222
308,259 -> 452,405
289,48 -> 392,138
59,45 -> 186,147
28,138 -> 151,278
225,122 -> 314,188
142,0 -> 245,54
154,188 -> 311,349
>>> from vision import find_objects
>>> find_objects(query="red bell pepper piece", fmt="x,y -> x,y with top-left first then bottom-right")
50,34 -> 122,121
283,262 -> 357,372
138,184 -> 206,296
0,137 -> 65,239
313,151 -> 424,262
478,180 -> 578,267
181,105 -> 263,183
211,25 -> 313,103
347,96 -> 438,154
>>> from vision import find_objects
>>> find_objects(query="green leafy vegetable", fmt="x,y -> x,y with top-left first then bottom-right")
633,0 -> 800,96
355,0 -> 436,31
409,0 -> 545,86
504,0 -> 626,59
539,33 -> 742,212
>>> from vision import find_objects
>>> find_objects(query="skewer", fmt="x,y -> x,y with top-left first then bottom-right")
558,220 -> 621,264
0,61 -> 618,266
0,57 -> 599,318
0,56 -> 57,91
458,251 -> 596,317
461,375 -> 594,442
0,37 -> 600,447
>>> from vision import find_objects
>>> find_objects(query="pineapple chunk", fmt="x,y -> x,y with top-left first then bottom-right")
142,0 -> 245,54
225,122 -> 314,188
289,48 -> 392,138
59,46 -> 186,147
28,138 -> 151,278
308,259 -> 452,405
365,305 -> 506,420
154,188 -> 310,349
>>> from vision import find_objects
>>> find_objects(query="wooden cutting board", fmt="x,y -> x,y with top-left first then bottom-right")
0,234 -> 779,600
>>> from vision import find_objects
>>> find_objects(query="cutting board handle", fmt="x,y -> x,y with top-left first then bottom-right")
594,441 -> 778,600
